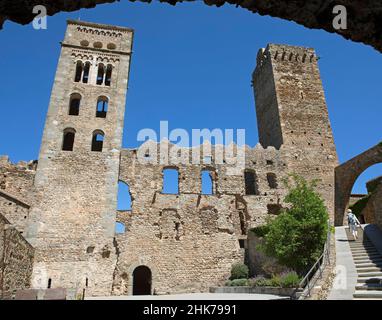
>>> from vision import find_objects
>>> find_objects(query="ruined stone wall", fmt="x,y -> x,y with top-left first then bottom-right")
373,185 -> 382,231
0,213 -> 34,299
0,191 -> 30,235
362,181 -> 382,227
0,156 -> 36,203
0,156 -> 35,235
26,20 -> 133,296
112,142 -> 290,294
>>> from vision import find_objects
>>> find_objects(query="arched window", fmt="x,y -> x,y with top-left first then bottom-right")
82,61 -> 91,83
267,173 -> 278,189
105,64 -> 113,86
91,130 -> 105,152
68,93 -> 81,116
62,128 -> 76,151
96,96 -> 108,118
96,63 -> 105,85
74,61 -> 83,82
201,169 -> 214,195
162,168 -> 179,194
244,170 -> 259,195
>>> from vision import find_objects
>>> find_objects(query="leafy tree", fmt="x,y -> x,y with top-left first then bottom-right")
260,174 -> 329,275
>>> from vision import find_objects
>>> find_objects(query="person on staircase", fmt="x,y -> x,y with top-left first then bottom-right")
347,209 -> 361,240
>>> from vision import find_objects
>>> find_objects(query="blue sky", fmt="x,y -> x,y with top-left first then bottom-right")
0,1 -> 381,194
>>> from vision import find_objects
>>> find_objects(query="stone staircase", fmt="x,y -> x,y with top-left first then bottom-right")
348,229 -> 382,299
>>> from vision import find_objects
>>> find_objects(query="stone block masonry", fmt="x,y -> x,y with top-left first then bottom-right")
0,21 -> 339,297
0,213 -> 34,299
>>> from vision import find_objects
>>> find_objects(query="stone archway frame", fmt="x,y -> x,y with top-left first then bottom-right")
335,142 -> 382,226
127,261 -> 158,296
1,1 -> 382,53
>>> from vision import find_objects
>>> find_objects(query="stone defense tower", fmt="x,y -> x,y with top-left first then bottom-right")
252,44 -> 338,217
26,20 -> 133,296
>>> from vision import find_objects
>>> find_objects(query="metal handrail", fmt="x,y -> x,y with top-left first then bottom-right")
290,221 -> 331,300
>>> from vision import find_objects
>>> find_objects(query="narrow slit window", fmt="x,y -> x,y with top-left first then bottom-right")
91,131 -> 105,152
96,63 -> 105,85
105,64 -> 112,86
74,61 -> 83,82
82,62 -> 91,83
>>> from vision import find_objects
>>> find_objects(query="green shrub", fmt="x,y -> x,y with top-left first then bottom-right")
261,174 -> 329,275
269,274 -> 281,287
279,271 -> 301,288
226,279 -> 249,286
251,276 -> 272,287
230,263 -> 249,280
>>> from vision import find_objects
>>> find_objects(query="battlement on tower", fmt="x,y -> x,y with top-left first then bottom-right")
255,44 -> 318,75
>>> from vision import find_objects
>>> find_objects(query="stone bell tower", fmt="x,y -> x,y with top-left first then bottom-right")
26,20 -> 133,296
252,44 -> 338,217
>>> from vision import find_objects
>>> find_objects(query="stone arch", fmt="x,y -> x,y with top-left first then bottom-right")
335,143 -> 382,225
1,2 -> 382,54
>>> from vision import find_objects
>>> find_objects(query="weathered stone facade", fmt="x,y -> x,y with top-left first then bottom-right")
0,21 -> 339,297
0,213 -> 34,299
358,177 -> 382,227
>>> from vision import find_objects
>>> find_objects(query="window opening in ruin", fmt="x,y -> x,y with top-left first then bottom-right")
133,266 -> 152,295
115,222 -> 125,234
85,278 -> 89,287
74,61 -> 83,82
201,170 -> 214,195
91,131 -> 104,152
239,210 -> 246,235
68,93 -> 81,116
82,61 -> 90,83
105,64 -> 112,86
96,96 -> 108,118
162,168 -> 179,194
117,181 -> 132,211
239,239 -> 245,248
267,173 -> 278,189
96,63 -> 105,85
244,170 -> 259,195
47,278 -> 52,289
62,128 -> 76,151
